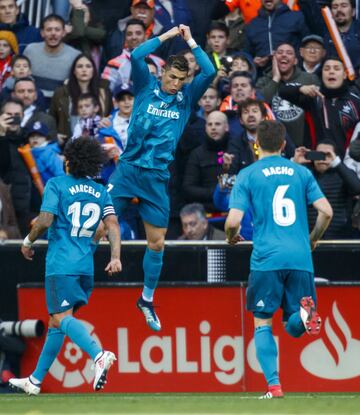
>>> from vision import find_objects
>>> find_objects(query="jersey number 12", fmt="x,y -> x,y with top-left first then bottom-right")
67,201 -> 101,237
272,185 -> 296,227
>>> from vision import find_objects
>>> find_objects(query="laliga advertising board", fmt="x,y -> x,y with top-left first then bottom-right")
18,286 -> 360,393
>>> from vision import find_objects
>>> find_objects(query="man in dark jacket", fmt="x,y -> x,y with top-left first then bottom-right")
183,110 -> 239,212
178,202 -> 225,240
294,140 -> 360,238
0,0 -> 41,53
245,0 -> 309,70
0,97 -> 30,236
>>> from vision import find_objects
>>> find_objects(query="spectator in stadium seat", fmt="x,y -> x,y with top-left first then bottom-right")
256,43 -> 319,147
323,0 -> 360,71
0,30 -> 18,91
228,98 -> 294,172
0,177 -> 21,239
244,0 -> 309,70
50,54 -> 112,142
0,97 -> 30,236
23,14 -> 81,105
182,111 -> 239,212
64,0 -> 106,69
197,85 -> 221,120
294,140 -> 360,239
0,0 -> 41,54
105,0 -> 185,61
299,35 -> 326,79
102,18 -> 164,92
220,71 -> 273,139
1,55 -> 46,111
278,56 -> 360,159
177,49 -> 199,83
206,22 -> 231,71
12,77 -> 57,139
178,202 -> 225,240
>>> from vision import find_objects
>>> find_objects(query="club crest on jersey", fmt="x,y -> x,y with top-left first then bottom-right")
176,91 -> 184,102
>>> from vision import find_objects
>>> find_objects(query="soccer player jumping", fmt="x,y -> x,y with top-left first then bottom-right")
10,138 -> 122,395
108,25 -> 215,331
225,121 -> 333,399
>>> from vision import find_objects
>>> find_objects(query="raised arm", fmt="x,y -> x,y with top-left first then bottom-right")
131,27 -> 180,93
179,25 -> 216,105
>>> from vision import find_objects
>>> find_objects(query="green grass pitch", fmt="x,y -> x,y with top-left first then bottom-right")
1,393 -> 360,414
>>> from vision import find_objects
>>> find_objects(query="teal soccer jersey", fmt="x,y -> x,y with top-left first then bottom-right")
41,175 -> 115,277
229,156 -> 324,272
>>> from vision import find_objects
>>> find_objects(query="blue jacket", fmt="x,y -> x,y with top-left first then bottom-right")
0,14 -> 42,54
120,37 -> 215,171
324,20 -> 360,70
245,4 -> 309,57
31,143 -> 65,184
213,184 -> 253,240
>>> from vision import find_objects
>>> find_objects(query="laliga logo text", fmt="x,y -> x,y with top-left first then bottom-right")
301,302 -> 360,380
118,321 -> 246,385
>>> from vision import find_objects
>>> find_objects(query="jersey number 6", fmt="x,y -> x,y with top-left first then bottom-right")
272,185 -> 296,227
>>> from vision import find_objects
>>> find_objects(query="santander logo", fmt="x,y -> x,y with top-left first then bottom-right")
300,302 -> 360,380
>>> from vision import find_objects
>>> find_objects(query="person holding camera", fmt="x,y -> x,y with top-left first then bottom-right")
0,97 -> 30,236
293,141 -> 360,239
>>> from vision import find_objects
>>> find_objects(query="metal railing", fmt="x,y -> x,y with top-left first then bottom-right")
19,0 -> 51,28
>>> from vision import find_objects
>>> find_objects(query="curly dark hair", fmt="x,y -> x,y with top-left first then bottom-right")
64,137 -> 107,178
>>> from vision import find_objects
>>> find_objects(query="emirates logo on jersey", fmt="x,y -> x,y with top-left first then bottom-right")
300,302 -> 360,380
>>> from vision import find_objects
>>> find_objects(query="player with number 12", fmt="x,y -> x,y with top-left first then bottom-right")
9,137 -> 122,395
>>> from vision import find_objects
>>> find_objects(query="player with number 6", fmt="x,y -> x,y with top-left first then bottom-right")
225,120 -> 333,399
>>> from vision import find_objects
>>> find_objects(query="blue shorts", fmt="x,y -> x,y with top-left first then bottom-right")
246,270 -> 316,321
45,274 -> 93,315
109,161 -> 170,228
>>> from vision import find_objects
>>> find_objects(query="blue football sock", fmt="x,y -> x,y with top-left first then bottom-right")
254,326 -> 279,386
60,316 -> 102,361
286,311 -> 306,338
31,328 -> 65,384
142,247 -> 163,301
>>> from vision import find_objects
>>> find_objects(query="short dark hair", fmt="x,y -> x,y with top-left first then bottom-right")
238,98 -> 267,118
41,14 -> 66,30
1,97 -> 24,114
317,139 -> 338,153
164,54 -> 189,73
330,0 -> 355,8
14,76 -> 36,89
257,120 -> 286,152
230,71 -> 254,88
77,93 -> 99,107
207,21 -> 229,38
125,18 -> 146,33
64,137 -> 106,178
323,56 -> 344,67
11,54 -> 31,68
180,203 -> 207,220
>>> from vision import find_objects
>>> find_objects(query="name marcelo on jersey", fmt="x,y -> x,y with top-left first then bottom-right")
147,104 -> 180,119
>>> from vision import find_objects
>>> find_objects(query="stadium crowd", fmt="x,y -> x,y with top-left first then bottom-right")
0,0 -> 360,241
